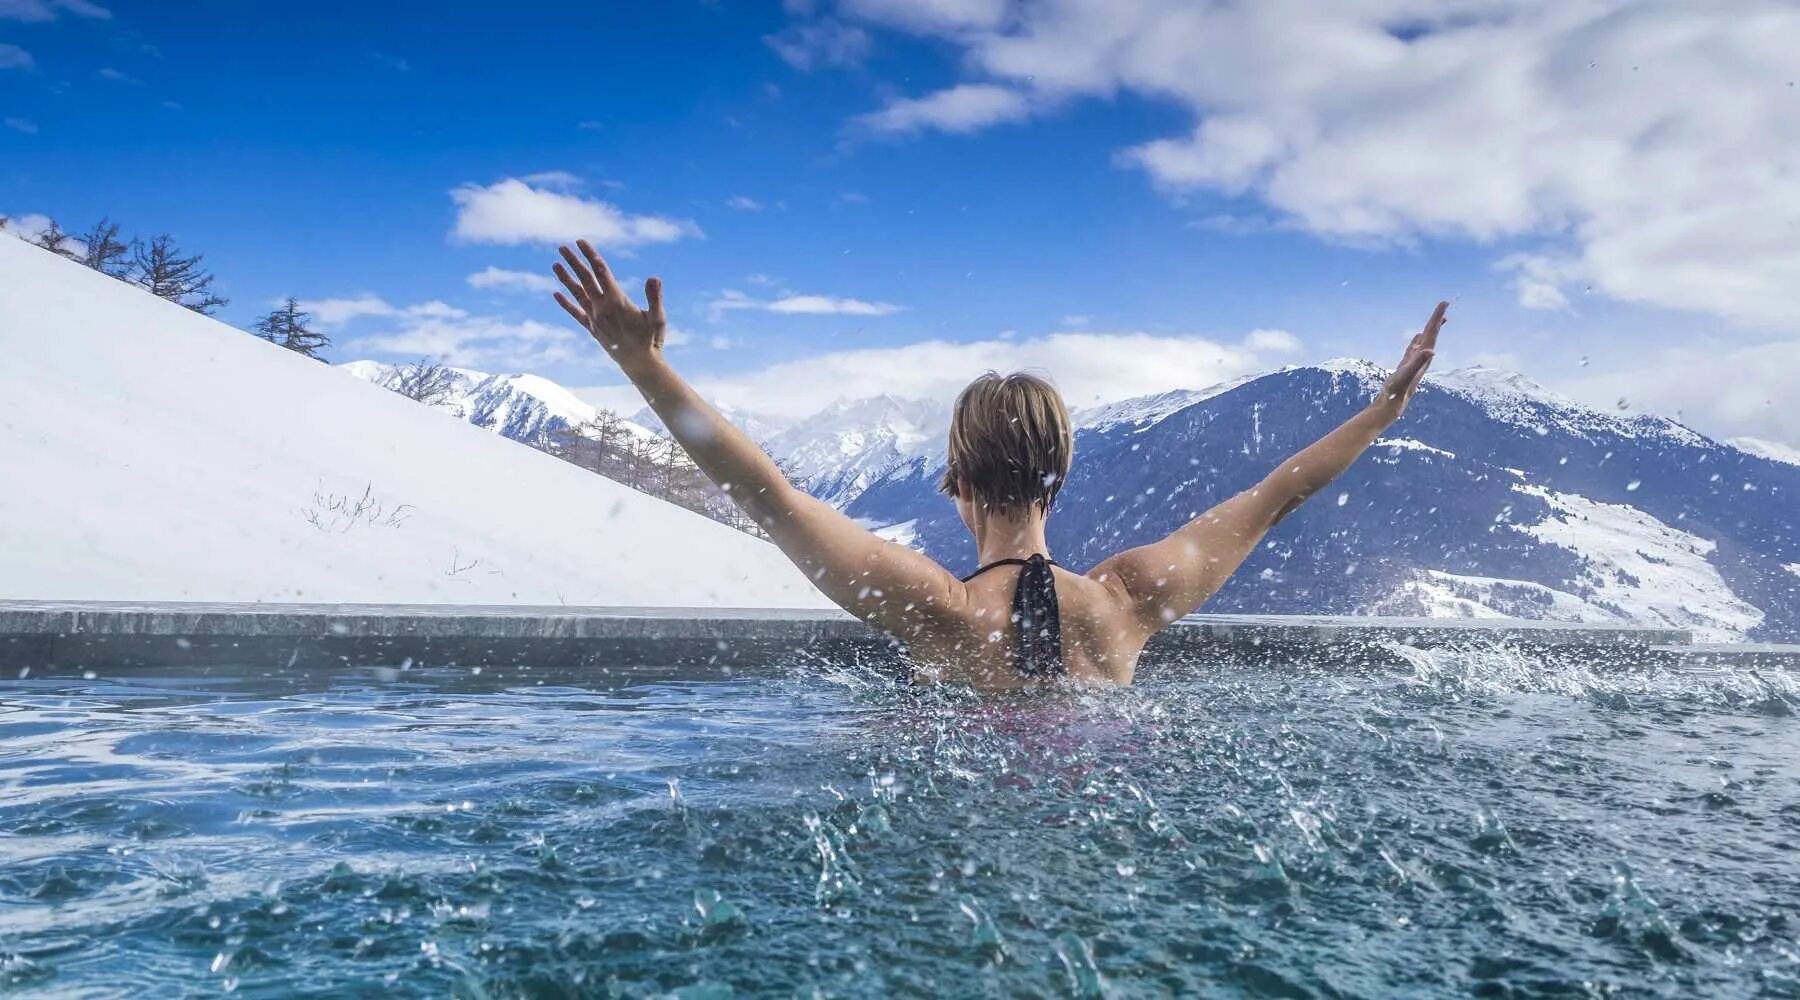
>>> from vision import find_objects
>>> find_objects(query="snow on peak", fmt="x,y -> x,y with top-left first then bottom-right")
766,394 -> 948,505
1076,384 -> 1233,432
1432,364 -> 1707,447
1433,365 -> 1560,402
340,360 -> 655,446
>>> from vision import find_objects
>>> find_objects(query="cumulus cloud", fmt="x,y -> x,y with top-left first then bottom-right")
725,195 -> 765,211
449,177 -> 700,249
853,83 -> 1032,136
0,0 -> 110,21
1496,253 -> 1580,314
709,288 -> 903,319
1243,328 -> 1303,355
1561,336 -> 1800,448
4,116 -> 36,133
466,266 -> 558,294
840,0 -> 1007,32
352,315 -> 585,371
680,328 -> 1303,419
0,212 -> 56,241
820,0 -> 1800,331
297,295 -> 468,329
0,42 -> 32,69
764,18 -> 870,70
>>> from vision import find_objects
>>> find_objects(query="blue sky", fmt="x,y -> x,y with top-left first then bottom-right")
4,0 -> 1796,444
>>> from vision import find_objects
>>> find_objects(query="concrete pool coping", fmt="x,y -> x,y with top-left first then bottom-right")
1,599 -> 1772,677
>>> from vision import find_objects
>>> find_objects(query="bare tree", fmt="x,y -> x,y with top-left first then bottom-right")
33,219 -> 78,259
130,234 -> 227,314
388,358 -> 460,407
76,218 -> 130,277
253,297 -> 330,359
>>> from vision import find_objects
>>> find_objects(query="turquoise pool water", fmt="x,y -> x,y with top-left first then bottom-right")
2,651 -> 1797,997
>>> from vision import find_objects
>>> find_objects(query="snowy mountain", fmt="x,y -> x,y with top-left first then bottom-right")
844,362 -> 1799,642
340,360 -> 656,449
0,237 -> 831,608
763,394 -> 947,505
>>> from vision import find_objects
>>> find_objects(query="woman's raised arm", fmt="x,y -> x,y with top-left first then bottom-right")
1089,302 -> 1449,632
551,241 -> 961,633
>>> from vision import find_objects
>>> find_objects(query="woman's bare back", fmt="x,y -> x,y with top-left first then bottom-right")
900,565 -> 1152,688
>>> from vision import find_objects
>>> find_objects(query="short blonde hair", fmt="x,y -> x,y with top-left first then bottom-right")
938,372 -> 1073,513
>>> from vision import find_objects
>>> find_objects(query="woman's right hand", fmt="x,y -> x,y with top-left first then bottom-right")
1371,300 -> 1447,422
552,239 -> 668,375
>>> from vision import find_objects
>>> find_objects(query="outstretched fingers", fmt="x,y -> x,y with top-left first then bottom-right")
578,240 -> 625,301
1422,300 -> 1448,349
557,245 -> 605,308
553,262 -> 590,310
553,291 -> 589,329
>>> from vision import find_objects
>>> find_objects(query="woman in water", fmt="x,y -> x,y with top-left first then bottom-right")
553,240 -> 1446,688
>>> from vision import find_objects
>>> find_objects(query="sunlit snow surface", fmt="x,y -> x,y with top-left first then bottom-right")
0,238 -> 828,607
1513,486 -> 1765,642
2,655 -> 1797,996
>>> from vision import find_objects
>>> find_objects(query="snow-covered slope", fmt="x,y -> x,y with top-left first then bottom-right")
763,394 -> 947,505
0,238 -> 831,607
340,360 -> 657,449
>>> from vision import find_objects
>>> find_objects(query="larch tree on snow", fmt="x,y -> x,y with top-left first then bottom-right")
32,219 -> 78,259
253,297 -> 330,360
129,233 -> 227,314
76,218 -> 130,278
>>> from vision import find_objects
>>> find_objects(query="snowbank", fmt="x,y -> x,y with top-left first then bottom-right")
0,238 -> 832,607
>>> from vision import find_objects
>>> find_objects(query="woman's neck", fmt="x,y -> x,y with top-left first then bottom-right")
970,505 -> 1051,567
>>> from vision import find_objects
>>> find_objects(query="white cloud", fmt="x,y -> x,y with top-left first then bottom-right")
709,288 -> 903,319
765,18 -> 870,70
1060,314 -> 1092,327
1243,328 -> 1302,354
449,177 -> 701,249
466,266 -> 558,294
0,42 -> 32,69
352,314 -> 585,371
683,328 -> 1300,419
96,66 -> 138,84
519,169 -> 581,188
725,195 -> 765,211
1,212 -> 55,241
841,0 -> 1007,32
1496,253 -> 1578,313
853,83 -> 1032,136
0,0 -> 110,21
297,295 -> 469,329
1560,336 -> 1800,449
828,1 -> 1800,331
4,116 -> 36,133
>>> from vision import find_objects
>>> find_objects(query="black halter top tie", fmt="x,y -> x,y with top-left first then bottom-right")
960,553 -> 1064,678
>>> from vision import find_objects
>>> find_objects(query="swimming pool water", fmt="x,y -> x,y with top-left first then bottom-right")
2,650 -> 1798,997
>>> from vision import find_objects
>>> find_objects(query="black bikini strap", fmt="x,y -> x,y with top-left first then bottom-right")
960,553 -> 1064,677
1010,553 -> 1063,678
960,556 -> 1057,582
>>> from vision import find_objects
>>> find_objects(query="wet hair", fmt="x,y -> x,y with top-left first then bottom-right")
938,371 -> 1073,514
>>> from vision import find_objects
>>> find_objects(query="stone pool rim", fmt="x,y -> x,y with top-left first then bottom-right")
7,599 -> 1784,677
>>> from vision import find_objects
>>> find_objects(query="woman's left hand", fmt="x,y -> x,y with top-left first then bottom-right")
1371,300 -> 1447,422
552,239 -> 668,374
